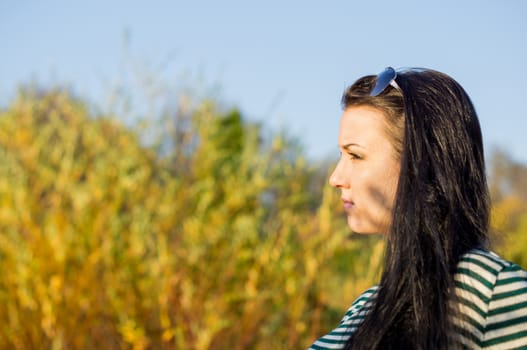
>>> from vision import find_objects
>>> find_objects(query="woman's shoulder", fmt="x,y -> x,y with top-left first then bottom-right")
454,248 -> 527,349
457,248 -> 521,278
455,248 -> 526,300
308,285 -> 379,350
458,248 -> 525,275
340,285 -> 379,322
460,248 -> 517,270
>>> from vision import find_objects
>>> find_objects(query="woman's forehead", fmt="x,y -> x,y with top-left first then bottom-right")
338,106 -> 391,148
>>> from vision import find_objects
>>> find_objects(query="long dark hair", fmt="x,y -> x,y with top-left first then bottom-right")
342,69 -> 490,349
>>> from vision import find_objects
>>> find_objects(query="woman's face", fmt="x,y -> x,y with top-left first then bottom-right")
329,106 -> 401,234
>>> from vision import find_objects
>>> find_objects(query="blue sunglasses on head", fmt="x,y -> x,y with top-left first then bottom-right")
370,67 -> 401,96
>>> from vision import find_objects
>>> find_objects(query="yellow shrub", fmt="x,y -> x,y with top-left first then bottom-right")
0,89 -> 385,349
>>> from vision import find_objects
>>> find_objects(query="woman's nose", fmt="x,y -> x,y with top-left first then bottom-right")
329,160 -> 348,188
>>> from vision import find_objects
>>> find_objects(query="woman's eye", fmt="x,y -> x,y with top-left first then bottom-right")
348,152 -> 361,160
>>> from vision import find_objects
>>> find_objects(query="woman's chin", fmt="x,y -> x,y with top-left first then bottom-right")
347,217 -> 366,234
347,217 -> 387,235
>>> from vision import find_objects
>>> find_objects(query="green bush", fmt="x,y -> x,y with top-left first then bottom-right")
0,89 -> 384,349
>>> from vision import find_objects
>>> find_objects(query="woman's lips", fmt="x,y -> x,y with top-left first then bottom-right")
342,199 -> 354,210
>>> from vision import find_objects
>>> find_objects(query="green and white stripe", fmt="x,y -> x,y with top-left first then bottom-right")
309,249 -> 527,349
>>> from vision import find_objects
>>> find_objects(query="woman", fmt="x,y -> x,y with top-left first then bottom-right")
310,67 -> 527,349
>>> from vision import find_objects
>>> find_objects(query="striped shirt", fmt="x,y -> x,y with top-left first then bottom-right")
309,249 -> 527,349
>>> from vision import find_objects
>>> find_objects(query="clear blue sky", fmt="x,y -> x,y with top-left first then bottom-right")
2,0 -> 527,164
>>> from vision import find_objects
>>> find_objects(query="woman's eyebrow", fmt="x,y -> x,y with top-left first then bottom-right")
341,143 -> 365,150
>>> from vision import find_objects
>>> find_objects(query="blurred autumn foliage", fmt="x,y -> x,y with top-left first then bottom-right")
0,88 -> 383,349
0,87 -> 525,349
489,149 -> 527,268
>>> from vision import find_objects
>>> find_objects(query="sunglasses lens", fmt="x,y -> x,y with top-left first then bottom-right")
370,67 -> 397,96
